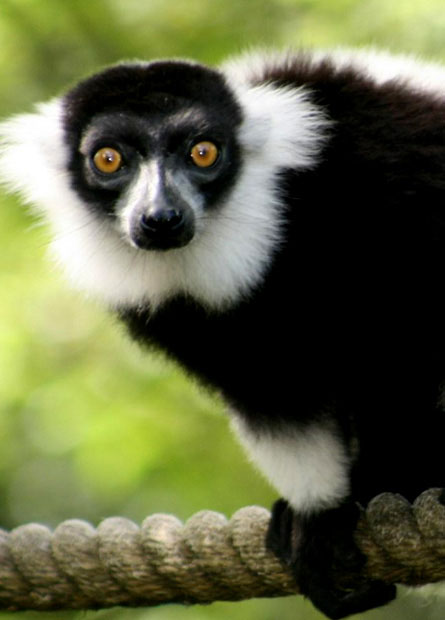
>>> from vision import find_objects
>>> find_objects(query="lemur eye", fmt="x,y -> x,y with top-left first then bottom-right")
190,141 -> 219,168
93,147 -> 123,174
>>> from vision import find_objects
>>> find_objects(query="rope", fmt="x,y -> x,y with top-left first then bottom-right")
0,489 -> 445,611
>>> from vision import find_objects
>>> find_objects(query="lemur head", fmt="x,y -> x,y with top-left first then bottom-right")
0,56 -> 326,309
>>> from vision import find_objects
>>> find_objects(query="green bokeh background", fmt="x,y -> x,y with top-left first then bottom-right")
1,1 -> 445,618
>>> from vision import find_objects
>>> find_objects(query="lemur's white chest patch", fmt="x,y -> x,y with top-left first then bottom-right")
232,416 -> 351,514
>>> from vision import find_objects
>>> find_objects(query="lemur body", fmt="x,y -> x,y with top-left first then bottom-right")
1,48 -> 445,618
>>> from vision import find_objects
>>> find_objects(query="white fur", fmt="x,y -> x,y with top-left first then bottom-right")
232,417 -> 351,513
318,47 -> 445,95
120,160 -> 163,244
0,72 -> 328,310
224,47 -> 445,97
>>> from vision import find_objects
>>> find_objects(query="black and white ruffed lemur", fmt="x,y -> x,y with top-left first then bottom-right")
1,48 -> 445,618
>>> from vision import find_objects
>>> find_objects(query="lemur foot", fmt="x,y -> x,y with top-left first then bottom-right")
267,498 -> 396,619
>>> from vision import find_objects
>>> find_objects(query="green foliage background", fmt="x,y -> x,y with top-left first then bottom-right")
1,1 -> 445,619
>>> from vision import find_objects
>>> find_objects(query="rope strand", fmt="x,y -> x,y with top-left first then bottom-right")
1,490 -> 445,611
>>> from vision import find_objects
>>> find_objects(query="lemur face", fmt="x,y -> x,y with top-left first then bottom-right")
63,61 -> 242,252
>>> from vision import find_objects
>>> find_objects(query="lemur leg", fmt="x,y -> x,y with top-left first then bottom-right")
267,498 -> 396,620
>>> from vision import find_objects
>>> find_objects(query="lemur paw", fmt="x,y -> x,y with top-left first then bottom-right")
266,498 -> 396,619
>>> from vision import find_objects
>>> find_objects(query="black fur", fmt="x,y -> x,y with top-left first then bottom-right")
62,55 -> 445,617
63,60 -> 242,140
120,58 -> 445,503
267,498 -> 397,619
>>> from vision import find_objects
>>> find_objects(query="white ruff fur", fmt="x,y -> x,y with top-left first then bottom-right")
232,417 -> 351,513
0,72 -> 327,311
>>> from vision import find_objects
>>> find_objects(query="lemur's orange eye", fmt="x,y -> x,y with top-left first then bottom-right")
190,141 -> 219,168
93,147 -> 123,174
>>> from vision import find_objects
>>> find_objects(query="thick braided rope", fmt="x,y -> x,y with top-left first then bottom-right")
1,489 -> 445,611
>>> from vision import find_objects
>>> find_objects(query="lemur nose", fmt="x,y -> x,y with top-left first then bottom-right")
140,208 -> 184,233
132,206 -> 193,250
